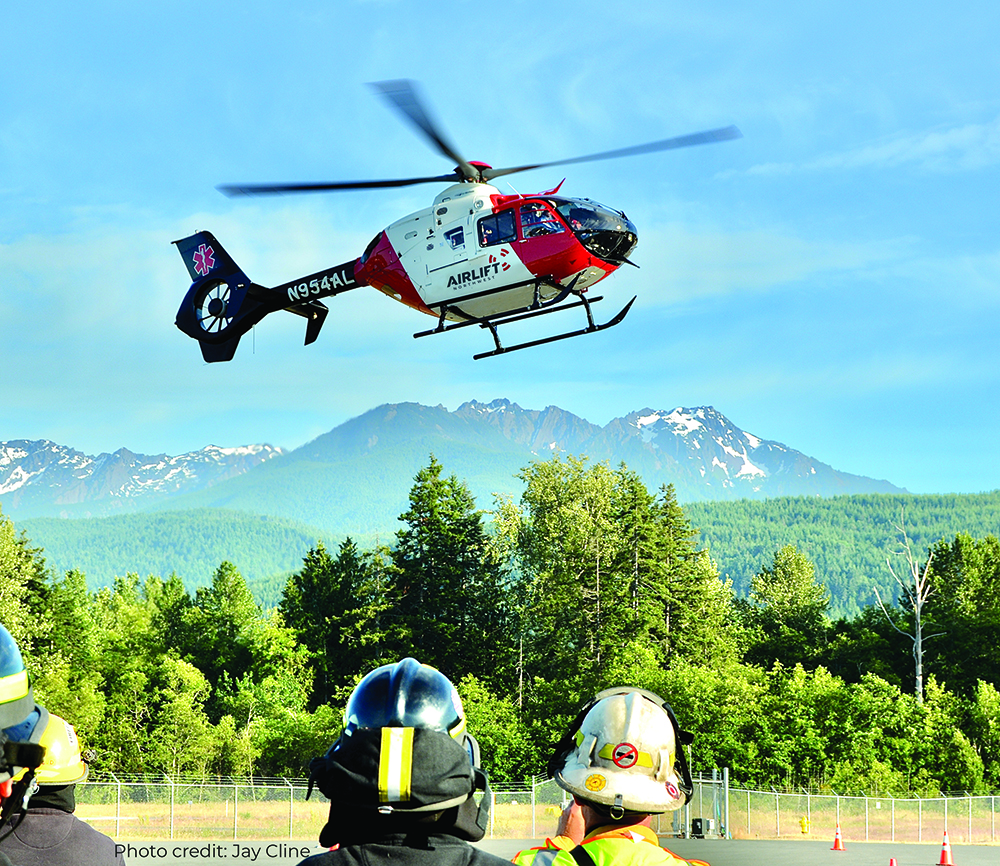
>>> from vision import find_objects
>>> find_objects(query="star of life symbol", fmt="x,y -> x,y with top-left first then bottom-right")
193,243 -> 216,276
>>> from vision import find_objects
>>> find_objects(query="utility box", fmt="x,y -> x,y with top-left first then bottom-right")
691,818 -> 715,838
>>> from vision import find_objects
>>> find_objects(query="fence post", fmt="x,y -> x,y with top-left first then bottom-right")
110,771 -> 121,839
234,781 -> 239,841
531,776 -> 537,839
701,774 -> 706,823
285,778 -> 294,840
723,768 -> 730,839
968,794 -> 972,844
865,796 -> 869,842
891,795 -> 895,842
918,795 -> 922,843
165,775 -> 174,840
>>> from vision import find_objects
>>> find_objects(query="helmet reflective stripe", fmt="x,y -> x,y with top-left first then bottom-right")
378,727 -> 414,803
0,670 -> 28,704
596,742 -> 655,769
0,624 -> 33,730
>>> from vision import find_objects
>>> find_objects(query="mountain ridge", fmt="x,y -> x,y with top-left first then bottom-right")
2,400 -> 904,533
0,439 -> 283,518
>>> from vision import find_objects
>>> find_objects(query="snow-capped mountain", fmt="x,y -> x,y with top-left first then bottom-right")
2,400 -> 903,527
455,400 -> 903,499
0,440 -> 283,518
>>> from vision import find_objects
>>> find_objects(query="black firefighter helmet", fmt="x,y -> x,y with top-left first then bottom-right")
308,658 -> 491,847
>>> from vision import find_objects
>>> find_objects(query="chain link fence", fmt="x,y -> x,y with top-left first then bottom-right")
76,775 -> 330,840
74,772 -> 1000,844
731,785 -> 1000,844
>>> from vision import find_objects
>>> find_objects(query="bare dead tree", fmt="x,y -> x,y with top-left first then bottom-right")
874,515 -> 944,704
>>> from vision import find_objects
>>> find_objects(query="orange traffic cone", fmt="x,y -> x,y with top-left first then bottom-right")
938,829 -> 955,866
831,823 -> 846,851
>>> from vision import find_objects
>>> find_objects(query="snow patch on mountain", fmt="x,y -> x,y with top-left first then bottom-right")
0,439 -> 284,518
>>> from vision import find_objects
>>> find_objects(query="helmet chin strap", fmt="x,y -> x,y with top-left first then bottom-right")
0,768 -> 37,842
609,794 -> 625,821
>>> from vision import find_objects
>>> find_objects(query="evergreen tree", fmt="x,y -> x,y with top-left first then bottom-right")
386,455 -> 512,686
30,568 -> 106,745
0,507 -> 50,656
281,538 -> 390,707
186,561 -> 267,720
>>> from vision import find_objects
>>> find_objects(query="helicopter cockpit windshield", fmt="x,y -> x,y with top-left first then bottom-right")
549,197 -> 638,265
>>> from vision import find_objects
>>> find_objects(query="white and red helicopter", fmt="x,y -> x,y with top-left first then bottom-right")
174,81 -> 740,361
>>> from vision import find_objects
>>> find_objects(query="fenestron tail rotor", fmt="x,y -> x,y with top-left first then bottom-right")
195,280 -> 234,334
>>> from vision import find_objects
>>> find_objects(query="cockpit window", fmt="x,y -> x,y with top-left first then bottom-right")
478,210 -> 516,246
552,200 -> 625,232
548,197 -> 638,265
519,202 -> 565,238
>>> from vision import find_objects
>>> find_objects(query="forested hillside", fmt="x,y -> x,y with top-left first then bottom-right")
21,509 -> 332,598
21,489 -> 1000,616
4,455 -> 1000,796
685,491 -> 1000,617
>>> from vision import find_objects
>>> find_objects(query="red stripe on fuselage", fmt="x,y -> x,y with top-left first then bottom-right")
354,232 -> 431,314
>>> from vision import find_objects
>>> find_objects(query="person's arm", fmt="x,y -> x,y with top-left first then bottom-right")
548,801 -> 586,849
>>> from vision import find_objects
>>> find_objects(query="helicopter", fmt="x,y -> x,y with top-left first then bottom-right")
174,80 -> 740,362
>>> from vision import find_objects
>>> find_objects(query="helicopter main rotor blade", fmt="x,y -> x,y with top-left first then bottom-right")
218,173 -> 462,197
481,125 -> 743,181
368,79 -> 478,181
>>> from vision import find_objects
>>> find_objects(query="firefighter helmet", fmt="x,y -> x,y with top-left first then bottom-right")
550,687 -> 693,815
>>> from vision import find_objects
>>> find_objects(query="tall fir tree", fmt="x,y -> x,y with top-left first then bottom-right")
386,455 -> 512,686
281,538 -> 391,707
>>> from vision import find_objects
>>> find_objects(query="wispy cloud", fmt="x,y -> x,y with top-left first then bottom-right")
632,223 -> 911,305
739,115 -> 1000,177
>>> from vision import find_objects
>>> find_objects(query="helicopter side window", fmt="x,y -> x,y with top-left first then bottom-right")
444,226 -> 465,250
519,202 -> 565,238
478,210 -> 516,247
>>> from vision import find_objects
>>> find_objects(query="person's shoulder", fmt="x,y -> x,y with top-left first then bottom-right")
468,846 -> 520,866
511,843 -> 574,866
296,852 -> 340,866
297,841 -> 511,866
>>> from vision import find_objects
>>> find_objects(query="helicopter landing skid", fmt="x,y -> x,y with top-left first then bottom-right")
413,290 -> 636,360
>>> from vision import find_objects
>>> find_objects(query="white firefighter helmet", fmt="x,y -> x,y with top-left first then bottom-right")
552,687 -> 692,815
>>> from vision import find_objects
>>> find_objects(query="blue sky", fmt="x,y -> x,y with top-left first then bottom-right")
2,1 -> 998,496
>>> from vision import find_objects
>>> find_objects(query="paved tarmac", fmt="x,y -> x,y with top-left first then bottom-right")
109,836 -> 999,866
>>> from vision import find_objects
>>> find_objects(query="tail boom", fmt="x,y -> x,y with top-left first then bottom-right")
173,231 -> 360,362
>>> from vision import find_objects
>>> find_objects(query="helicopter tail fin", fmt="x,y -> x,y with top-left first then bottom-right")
173,231 -> 271,362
